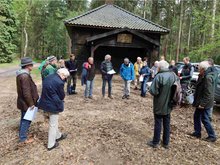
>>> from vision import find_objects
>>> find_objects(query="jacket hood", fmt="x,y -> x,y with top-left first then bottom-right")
158,69 -> 175,85
16,69 -> 29,76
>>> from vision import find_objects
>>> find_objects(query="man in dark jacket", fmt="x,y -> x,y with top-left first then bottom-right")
139,61 -> 151,97
38,68 -> 70,150
16,57 -> 39,143
84,57 -> 95,99
207,58 -> 218,121
180,57 -> 194,103
190,61 -> 216,142
148,60 -> 176,149
65,54 -> 78,94
169,60 -> 178,76
100,54 -> 114,99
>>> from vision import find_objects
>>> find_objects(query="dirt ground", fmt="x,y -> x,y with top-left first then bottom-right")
0,70 -> 220,165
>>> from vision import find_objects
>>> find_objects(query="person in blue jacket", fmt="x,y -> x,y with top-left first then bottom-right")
120,58 -> 135,99
38,68 -> 70,151
139,61 -> 151,97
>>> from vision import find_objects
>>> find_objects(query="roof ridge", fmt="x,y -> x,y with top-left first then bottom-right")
112,5 -> 169,31
64,4 -> 108,23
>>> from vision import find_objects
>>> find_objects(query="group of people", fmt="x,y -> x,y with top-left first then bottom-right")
16,53 -> 217,151
147,57 -> 217,149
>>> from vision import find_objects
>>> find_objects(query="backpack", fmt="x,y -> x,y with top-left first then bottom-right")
170,73 -> 182,107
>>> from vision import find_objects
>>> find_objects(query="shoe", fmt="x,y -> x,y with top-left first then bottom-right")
126,95 -> 130,99
48,142 -> 59,151
188,132 -> 201,139
88,96 -> 93,99
108,95 -> 113,99
122,95 -> 127,99
162,144 -> 169,149
204,137 -> 216,142
20,138 -> 35,144
56,133 -> 67,142
147,141 -> 159,148
103,95 -> 107,99
72,91 -> 77,94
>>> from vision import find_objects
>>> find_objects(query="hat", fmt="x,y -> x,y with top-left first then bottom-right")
20,57 -> 35,67
48,56 -> 57,63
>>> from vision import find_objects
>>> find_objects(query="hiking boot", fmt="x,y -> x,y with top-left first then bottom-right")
56,133 -> 67,142
188,132 -> 201,139
147,141 -> 159,148
126,95 -> 130,99
108,95 -> 113,99
48,142 -> 59,151
88,96 -> 93,99
122,95 -> 127,99
162,144 -> 169,149
204,137 -> 217,142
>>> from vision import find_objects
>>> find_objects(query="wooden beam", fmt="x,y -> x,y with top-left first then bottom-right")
86,28 -> 160,46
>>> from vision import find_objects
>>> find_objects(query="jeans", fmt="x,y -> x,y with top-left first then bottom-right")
19,111 -> 32,142
194,108 -> 216,138
67,73 -> 77,93
153,114 -> 170,145
141,78 -> 149,96
102,78 -> 112,96
85,80 -> 94,97
124,80 -> 131,96
208,107 -> 213,119
48,113 -> 62,148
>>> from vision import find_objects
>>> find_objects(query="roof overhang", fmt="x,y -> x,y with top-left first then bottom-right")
86,28 -> 160,46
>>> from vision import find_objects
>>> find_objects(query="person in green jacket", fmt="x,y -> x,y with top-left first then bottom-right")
42,56 -> 58,80
148,60 -> 176,149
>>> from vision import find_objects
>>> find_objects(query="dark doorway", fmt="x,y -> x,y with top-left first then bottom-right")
94,46 -> 149,73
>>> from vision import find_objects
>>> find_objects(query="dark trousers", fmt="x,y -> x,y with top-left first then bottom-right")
19,111 -> 31,142
102,78 -> 112,96
67,73 -> 77,92
153,114 -> 170,145
194,108 -> 216,138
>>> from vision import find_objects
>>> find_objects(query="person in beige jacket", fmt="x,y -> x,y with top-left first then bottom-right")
134,57 -> 143,90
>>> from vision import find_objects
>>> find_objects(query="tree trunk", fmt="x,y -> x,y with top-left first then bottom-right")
23,11 -> 28,57
176,0 -> 183,62
187,15 -> 192,50
211,0 -> 216,39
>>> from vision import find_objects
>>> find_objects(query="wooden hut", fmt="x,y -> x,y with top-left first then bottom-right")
64,4 -> 169,71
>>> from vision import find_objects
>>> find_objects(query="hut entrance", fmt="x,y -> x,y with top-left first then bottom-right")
94,46 -> 148,72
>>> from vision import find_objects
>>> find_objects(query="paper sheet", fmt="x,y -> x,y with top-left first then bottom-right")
107,69 -> 116,75
23,106 -> 38,121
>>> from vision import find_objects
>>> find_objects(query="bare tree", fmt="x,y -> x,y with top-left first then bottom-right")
176,0 -> 183,62
211,0 -> 216,39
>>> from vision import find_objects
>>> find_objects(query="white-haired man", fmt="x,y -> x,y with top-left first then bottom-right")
151,61 -> 159,79
38,68 -> 70,151
190,61 -> 217,142
148,60 -> 177,149
134,57 -> 143,90
100,54 -> 114,99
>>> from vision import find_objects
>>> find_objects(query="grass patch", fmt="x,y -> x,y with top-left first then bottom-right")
0,59 -> 19,68
31,68 -> 41,80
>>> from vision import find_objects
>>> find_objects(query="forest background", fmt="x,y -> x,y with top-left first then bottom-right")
1,0 -> 220,64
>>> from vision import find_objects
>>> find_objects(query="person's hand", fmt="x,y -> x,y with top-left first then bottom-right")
88,64 -> 91,68
180,77 -> 182,80
197,105 -> 204,109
